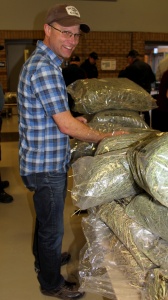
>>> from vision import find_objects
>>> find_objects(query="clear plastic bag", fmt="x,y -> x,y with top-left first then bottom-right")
98,202 -> 155,270
131,225 -> 168,270
126,193 -> 168,243
71,152 -> 141,209
79,211 -> 142,299
70,123 -> 124,163
79,211 -> 117,299
70,139 -> 96,164
91,109 -> 149,129
108,234 -> 147,289
143,268 -> 168,300
95,131 -> 152,155
127,132 -> 168,207
67,78 -> 157,114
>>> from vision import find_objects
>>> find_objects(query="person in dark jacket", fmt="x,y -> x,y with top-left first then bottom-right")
80,51 -> 98,78
119,49 -> 156,125
152,69 -> 168,131
62,55 -> 86,116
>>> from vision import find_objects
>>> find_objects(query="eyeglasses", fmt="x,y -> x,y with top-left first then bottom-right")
48,24 -> 82,40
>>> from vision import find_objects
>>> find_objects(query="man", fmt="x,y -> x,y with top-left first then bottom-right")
119,49 -> 156,125
0,45 -> 13,203
119,50 -> 155,93
63,54 -> 86,86
62,55 -> 86,116
80,51 -> 99,78
17,4 -> 126,299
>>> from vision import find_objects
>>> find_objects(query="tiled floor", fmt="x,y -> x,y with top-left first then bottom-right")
0,115 -> 111,300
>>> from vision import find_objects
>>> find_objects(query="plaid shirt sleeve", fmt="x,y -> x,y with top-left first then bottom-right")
31,62 -> 69,115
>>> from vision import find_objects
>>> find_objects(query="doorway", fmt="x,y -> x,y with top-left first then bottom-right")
5,39 -> 37,92
145,41 -> 168,75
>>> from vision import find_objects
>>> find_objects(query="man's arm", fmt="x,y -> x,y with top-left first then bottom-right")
53,110 -> 126,143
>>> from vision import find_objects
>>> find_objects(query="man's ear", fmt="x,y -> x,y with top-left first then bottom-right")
44,24 -> 51,37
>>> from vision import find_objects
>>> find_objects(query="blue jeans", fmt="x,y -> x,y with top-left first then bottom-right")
21,171 -> 67,290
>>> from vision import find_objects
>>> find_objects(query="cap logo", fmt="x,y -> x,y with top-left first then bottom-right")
65,6 -> 80,18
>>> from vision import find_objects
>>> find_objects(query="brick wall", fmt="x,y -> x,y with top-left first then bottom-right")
1,30 -> 168,92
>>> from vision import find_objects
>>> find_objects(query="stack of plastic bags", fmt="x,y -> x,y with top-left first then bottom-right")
68,78 -> 168,299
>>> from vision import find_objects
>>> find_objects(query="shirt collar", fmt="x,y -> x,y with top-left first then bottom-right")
36,40 -> 63,67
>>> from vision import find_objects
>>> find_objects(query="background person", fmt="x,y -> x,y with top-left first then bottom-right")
80,51 -> 99,78
152,69 -> 168,131
118,49 -> 156,125
17,3 -> 126,299
62,54 -> 86,116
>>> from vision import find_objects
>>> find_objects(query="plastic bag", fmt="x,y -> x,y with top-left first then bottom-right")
98,201 -> 155,270
91,109 -> 149,128
79,212 -> 117,299
71,152 -> 141,209
131,225 -> 168,270
95,131 -> 152,155
143,268 -> 168,300
126,193 -> 168,243
67,78 -> 157,114
127,132 -> 168,207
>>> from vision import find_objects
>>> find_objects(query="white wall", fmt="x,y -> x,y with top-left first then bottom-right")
1,0 -> 168,32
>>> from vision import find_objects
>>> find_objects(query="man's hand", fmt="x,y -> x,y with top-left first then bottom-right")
112,130 -> 129,136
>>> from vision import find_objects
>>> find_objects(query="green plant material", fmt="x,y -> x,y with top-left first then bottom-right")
95,131 -> 151,155
126,193 -> 168,243
145,268 -> 168,300
78,212 -> 117,299
109,234 -> 147,289
67,78 -> 157,114
131,225 -> 168,270
70,122 -> 124,163
98,201 -> 155,270
70,139 -> 97,164
91,109 -> 149,128
88,121 -> 124,132
127,132 -> 168,207
71,152 -> 141,210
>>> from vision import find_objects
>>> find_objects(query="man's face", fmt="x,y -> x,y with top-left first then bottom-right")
89,57 -> 96,65
44,23 -> 80,60
127,56 -> 134,65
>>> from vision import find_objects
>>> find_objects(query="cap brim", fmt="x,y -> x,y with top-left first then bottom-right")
56,17 -> 90,33
80,23 -> 90,33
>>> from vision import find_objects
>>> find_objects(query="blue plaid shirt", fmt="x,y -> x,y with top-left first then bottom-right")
17,40 -> 70,176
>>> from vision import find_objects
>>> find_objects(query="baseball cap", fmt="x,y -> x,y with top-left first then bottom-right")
0,45 -> 4,50
127,50 -> 139,58
45,4 -> 90,33
89,52 -> 98,60
70,55 -> 80,62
